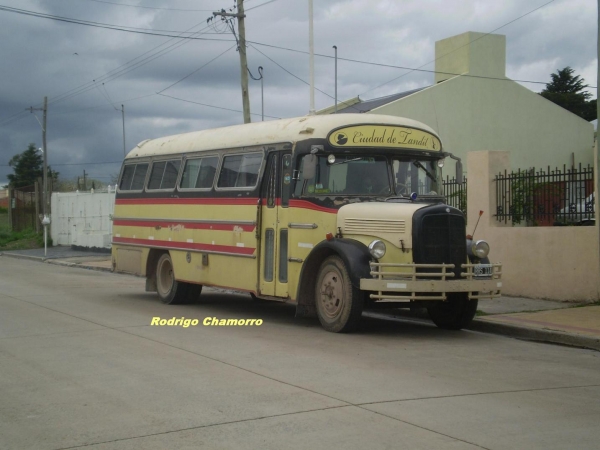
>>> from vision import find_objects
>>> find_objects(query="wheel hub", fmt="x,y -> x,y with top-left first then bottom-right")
319,271 -> 344,319
157,259 -> 174,297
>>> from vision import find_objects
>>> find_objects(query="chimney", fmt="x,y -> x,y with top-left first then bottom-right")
435,32 -> 506,84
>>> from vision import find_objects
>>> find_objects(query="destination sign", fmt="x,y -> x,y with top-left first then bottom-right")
328,125 -> 441,151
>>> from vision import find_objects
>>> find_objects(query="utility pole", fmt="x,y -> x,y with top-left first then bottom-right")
83,170 -> 87,191
333,45 -> 338,113
30,96 -> 50,256
213,0 -> 251,123
594,0 -> 600,299
30,97 -> 48,216
259,66 -> 264,122
42,96 -> 48,216
121,104 -> 127,157
308,0 -> 315,115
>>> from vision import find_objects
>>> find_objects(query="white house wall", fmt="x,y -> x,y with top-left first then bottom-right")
50,192 -> 115,249
371,74 -> 595,173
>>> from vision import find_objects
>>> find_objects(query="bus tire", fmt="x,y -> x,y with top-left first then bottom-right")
186,284 -> 203,302
156,253 -> 189,305
426,293 -> 477,330
315,255 -> 364,333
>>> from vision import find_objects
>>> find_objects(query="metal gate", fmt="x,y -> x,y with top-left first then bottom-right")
8,184 -> 40,232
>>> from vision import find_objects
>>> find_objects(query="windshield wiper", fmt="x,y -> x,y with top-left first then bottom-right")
413,160 -> 437,182
330,157 -> 363,166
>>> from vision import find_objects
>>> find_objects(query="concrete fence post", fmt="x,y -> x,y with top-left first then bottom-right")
466,151 -> 511,233
7,187 -> 13,232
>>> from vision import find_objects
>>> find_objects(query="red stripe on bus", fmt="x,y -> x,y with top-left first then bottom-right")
113,220 -> 255,232
112,237 -> 256,255
116,197 -> 336,213
115,197 -> 259,206
289,199 -> 337,214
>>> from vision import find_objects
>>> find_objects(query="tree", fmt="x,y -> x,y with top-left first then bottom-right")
7,143 -> 58,188
540,67 -> 596,121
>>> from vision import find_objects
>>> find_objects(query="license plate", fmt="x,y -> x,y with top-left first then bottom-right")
474,264 -> 493,277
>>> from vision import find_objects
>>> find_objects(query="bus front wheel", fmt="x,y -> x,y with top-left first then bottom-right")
426,293 -> 477,330
315,255 -> 364,333
156,253 -> 199,304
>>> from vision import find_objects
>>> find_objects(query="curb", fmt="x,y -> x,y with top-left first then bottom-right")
468,319 -> 600,351
1,252 -> 113,274
0,252 -> 48,262
371,308 -> 600,352
46,259 -> 113,273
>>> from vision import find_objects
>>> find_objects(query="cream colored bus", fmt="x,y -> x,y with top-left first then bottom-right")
112,114 -> 501,333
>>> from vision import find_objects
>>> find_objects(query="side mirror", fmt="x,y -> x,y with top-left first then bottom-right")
302,154 -> 317,180
456,160 -> 463,184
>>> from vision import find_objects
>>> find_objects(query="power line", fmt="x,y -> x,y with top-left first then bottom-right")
52,93 -> 156,115
84,0 -> 278,13
83,0 -> 219,12
247,40 -> 597,89
0,161 -> 123,167
157,92 -> 282,119
245,0 -> 280,12
0,3 -> 576,89
361,0 -> 558,96
157,44 -> 237,94
0,109 -> 32,127
0,7 -> 226,125
0,5 -> 232,109
248,44 -> 367,113
0,5 -> 234,36
43,23 -> 223,107
1,0 -> 591,129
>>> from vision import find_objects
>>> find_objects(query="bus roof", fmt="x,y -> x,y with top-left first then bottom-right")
126,113 -> 441,159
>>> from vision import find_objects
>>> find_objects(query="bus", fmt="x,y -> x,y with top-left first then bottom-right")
112,114 -> 501,333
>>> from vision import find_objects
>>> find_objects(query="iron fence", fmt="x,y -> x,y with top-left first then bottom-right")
9,184 -> 39,232
495,164 -> 594,226
442,176 -> 467,214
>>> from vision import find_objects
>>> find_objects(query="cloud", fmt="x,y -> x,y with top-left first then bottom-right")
0,0 -> 596,184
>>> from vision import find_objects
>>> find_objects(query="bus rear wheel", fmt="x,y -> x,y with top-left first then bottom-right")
156,253 -> 200,304
315,255 -> 363,333
426,293 -> 477,330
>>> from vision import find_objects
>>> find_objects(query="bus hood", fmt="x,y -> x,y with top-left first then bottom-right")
337,202 -> 430,249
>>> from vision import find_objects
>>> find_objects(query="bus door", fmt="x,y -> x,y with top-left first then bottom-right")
259,151 -> 292,298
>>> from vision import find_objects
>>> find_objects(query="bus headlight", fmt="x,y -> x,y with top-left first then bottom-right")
368,240 -> 386,259
471,240 -> 490,258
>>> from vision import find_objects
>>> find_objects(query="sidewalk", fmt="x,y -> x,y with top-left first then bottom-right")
1,246 -> 599,351
0,246 -> 113,271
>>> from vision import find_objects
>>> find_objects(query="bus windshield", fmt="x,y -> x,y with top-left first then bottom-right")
393,158 -> 440,196
294,154 -> 442,197
295,155 -> 391,196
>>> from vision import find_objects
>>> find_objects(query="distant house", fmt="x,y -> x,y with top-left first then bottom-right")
320,31 -> 595,174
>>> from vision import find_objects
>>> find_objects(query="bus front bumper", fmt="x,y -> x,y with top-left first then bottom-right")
360,263 -> 502,301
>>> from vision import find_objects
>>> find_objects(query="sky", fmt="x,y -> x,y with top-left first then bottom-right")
0,0 -> 597,187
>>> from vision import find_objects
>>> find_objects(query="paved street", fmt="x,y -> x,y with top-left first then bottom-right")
1,257 -> 599,450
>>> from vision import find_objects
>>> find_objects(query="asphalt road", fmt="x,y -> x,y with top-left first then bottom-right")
1,257 -> 599,450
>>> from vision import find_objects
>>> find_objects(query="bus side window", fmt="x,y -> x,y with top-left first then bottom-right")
197,157 -> 218,188
218,152 -> 263,189
131,164 -> 149,190
119,165 -> 136,190
180,156 -> 218,190
119,163 -> 148,191
148,159 -> 181,190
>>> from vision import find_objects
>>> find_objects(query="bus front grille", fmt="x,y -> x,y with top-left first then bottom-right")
412,207 -> 466,279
